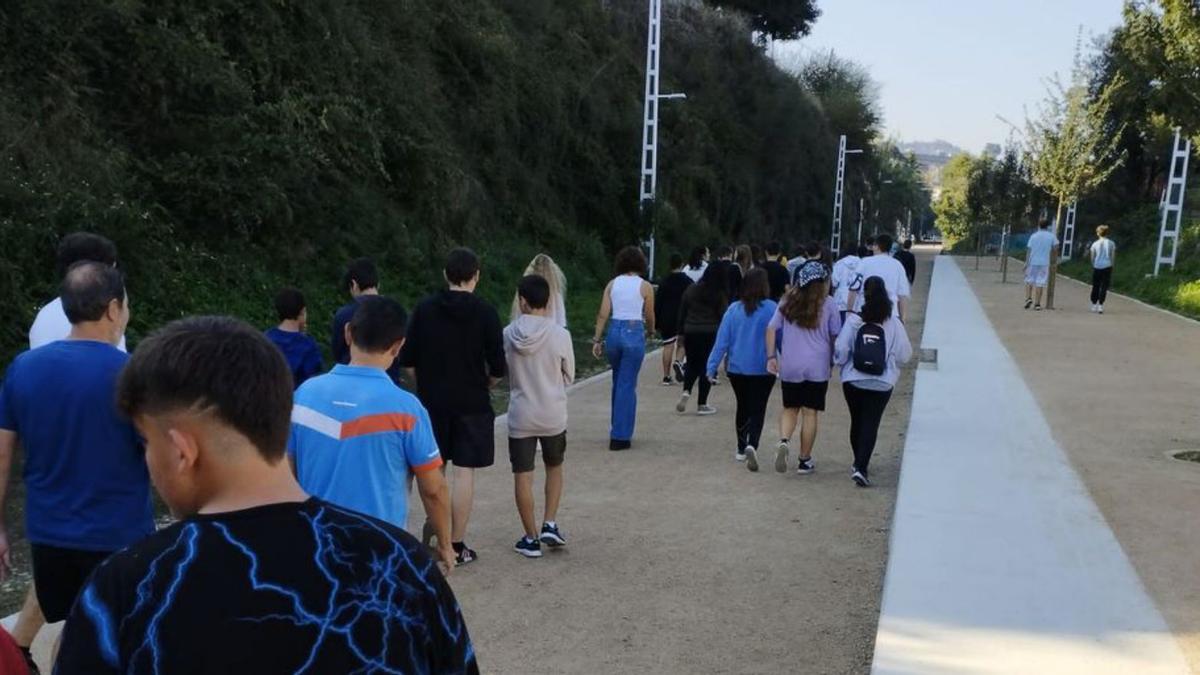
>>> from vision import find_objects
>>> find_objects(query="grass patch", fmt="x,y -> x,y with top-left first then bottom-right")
1059,235 -> 1200,320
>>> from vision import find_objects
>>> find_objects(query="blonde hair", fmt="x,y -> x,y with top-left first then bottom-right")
511,253 -> 567,326
1096,224 -> 1110,237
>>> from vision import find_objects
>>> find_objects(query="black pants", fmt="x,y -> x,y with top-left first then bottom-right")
728,373 -> 777,451
682,331 -> 717,405
842,383 -> 893,476
1091,267 -> 1112,305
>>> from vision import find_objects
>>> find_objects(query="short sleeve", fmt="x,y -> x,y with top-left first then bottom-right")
895,265 -> 911,298
56,568 -> 125,673
405,405 -> 443,474
0,360 -> 20,432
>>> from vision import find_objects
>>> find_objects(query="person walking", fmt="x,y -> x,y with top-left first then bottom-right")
591,247 -> 655,451
655,253 -> 693,385
401,248 -> 506,566
1087,225 -> 1116,314
675,264 -> 728,416
846,234 -> 910,323
289,296 -> 454,572
830,243 -> 862,324
505,275 -> 575,558
766,263 -> 842,476
510,253 -> 567,327
895,239 -> 917,286
0,263 -> 154,664
706,269 -> 777,469
835,276 -> 913,487
1023,219 -> 1058,310
265,287 -> 323,388
331,257 -> 404,383
56,316 -> 477,674
761,242 -> 790,302
683,246 -> 709,282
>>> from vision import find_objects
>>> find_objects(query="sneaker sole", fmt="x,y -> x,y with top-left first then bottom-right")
540,536 -> 566,547
696,409 -> 716,416
774,444 -> 788,473
676,397 -> 689,413
852,475 -> 869,487
514,546 -> 543,558
796,464 -> 814,475
745,448 -> 759,472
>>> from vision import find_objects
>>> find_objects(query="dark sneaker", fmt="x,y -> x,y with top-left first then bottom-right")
851,469 -> 871,488
1034,304 -> 1042,311
609,439 -> 632,451
514,536 -> 542,558
745,446 -> 759,472
454,543 -> 478,566
540,523 -> 567,548
421,519 -> 436,548
661,376 -> 675,386
672,360 -> 686,382
1024,299 -> 1033,310
796,457 -> 815,475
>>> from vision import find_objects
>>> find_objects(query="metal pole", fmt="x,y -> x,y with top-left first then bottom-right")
1156,127 -> 1191,276
857,197 -> 864,243
637,0 -> 663,276
830,135 -> 847,252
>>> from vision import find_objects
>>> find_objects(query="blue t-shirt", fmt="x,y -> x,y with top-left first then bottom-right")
289,365 -> 442,530
265,327 -> 323,388
0,341 -> 153,551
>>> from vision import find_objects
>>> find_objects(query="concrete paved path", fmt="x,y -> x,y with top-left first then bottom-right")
872,256 -> 1190,674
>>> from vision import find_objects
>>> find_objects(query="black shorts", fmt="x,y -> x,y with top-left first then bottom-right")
31,544 -> 113,622
509,432 -> 567,473
781,380 -> 829,411
430,410 -> 496,468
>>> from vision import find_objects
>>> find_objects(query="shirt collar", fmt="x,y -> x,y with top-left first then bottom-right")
331,364 -> 392,380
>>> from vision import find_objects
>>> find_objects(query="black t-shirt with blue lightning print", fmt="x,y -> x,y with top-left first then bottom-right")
55,498 -> 478,675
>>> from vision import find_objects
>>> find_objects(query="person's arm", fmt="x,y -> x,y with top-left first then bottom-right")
0,430 -> 15,582
892,319 -> 914,365
706,309 -> 733,378
765,325 -> 779,376
54,571 -> 124,674
484,306 -> 507,388
415,469 -> 453,574
834,316 -> 857,365
331,310 -> 349,365
561,331 -> 577,386
592,281 -> 613,359
642,280 -> 656,336
827,301 -> 844,343
897,297 -> 909,324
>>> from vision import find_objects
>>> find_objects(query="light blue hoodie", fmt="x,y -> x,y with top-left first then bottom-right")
707,300 -> 778,377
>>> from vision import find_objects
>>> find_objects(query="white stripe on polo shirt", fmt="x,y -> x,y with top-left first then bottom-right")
291,404 -> 341,440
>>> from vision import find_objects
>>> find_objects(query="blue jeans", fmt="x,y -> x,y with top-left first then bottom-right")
606,320 -> 646,442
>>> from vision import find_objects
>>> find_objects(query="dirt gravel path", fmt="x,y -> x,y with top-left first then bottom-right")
433,249 -> 936,674
960,257 -> 1200,672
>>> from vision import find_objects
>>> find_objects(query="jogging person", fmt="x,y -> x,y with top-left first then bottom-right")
505,275 -> 576,558
846,234 -> 910,323
510,253 -> 567,328
55,316 -> 477,674
592,247 -> 655,451
289,296 -> 454,570
761,242 -> 790,301
656,253 -> 693,385
401,248 -> 506,565
1024,219 -> 1058,310
830,243 -> 862,323
265,287 -> 323,388
706,269 -> 777,469
1087,225 -> 1116,314
676,263 -> 728,416
895,239 -> 917,286
766,262 -> 842,475
835,276 -> 913,487
0,263 -> 154,658
683,246 -> 709,282
331,257 -> 403,383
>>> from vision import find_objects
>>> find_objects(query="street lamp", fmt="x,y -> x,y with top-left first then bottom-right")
831,135 -> 864,252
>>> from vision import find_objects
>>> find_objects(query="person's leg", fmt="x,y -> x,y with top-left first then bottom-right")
778,406 -> 800,442
1034,285 -> 1044,306
799,408 -> 819,460
744,375 -> 774,449
11,587 -> 44,652
661,338 -> 674,379
514,471 -> 537,539
694,332 -> 716,405
682,333 -> 702,393
451,465 -> 475,543
728,374 -> 749,450
1090,268 -> 1102,305
843,383 -> 863,470
619,326 -> 645,437
1025,283 -> 1033,301
1099,268 -> 1112,306
854,389 -> 893,476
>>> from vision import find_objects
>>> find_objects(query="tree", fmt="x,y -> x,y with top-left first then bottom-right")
932,154 -> 976,245
705,0 -> 821,42
1020,64 -> 1126,308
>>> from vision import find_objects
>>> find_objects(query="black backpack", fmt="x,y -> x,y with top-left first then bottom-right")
853,322 -> 887,376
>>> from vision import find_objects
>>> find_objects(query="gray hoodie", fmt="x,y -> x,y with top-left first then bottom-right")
504,314 -> 576,439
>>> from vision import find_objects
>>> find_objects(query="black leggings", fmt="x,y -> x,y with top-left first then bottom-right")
683,331 -> 717,405
1091,267 -> 1112,305
842,383 -> 893,476
728,373 -> 777,451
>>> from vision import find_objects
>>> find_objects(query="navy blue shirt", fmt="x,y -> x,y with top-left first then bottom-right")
0,340 -> 153,551
331,298 -> 404,384
264,327 -> 323,388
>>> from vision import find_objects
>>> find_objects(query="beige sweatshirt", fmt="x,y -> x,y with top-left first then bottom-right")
504,314 -> 576,438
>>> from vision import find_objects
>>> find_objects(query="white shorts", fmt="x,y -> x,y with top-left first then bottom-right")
1025,265 -> 1049,288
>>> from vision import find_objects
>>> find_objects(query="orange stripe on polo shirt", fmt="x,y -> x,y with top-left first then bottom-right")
411,457 -> 444,473
340,413 -> 417,439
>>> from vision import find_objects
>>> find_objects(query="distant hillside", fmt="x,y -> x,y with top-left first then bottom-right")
899,139 -> 965,159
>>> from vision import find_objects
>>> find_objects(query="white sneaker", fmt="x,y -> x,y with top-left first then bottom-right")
1097,305 -> 1104,314
1090,304 -> 1098,313
697,405 -> 717,416
774,442 -> 789,473
744,446 -> 759,472
735,449 -> 747,462
676,391 -> 690,413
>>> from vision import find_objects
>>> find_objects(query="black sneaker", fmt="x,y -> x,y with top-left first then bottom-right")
514,536 -> 543,558
796,457 -> 815,475
661,376 -> 674,386
540,523 -> 567,548
453,543 -> 478,566
1034,304 -> 1042,311
672,360 -> 686,382
1024,299 -> 1033,310
609,439 -> 631,451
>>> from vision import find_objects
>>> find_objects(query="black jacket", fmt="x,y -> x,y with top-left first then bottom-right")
655,271 -> 693,337
761,260 -> 790,301
400,290 -> 506,415
895,249 -> 917,284
331,297 -> 403,383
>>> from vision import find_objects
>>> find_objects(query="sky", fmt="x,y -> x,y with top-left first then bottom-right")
773,0 -> 1126,154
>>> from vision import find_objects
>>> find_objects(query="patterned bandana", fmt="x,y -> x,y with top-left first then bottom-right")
797,260 -> 829,288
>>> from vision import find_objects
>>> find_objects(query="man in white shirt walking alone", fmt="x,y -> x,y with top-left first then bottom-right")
1087,224 -> 1116,314
1024,219 -> 1059,311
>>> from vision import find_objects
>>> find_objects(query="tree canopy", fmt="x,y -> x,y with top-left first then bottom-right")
705,0 -> 821,41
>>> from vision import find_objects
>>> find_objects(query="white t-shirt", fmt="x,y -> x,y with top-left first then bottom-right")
1026,230 -> 1059,267
850,254 -> 911,315
29,296 -> 128,352
683,263 -> 707,283
1090,238 -> 1115,269
831,255 -> 861,312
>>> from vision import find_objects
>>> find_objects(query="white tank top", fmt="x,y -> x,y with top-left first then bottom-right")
610,275 -> 645,321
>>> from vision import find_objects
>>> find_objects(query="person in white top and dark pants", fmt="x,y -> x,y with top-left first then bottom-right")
1087,224 -> 1116,314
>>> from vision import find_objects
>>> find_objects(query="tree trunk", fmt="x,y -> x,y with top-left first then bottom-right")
1046,198 -> 1064,309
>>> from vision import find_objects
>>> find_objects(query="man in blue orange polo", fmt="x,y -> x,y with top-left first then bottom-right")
289,296 -> 454,571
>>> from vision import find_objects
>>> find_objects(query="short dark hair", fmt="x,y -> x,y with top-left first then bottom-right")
1038,219 -> 1050,229
117,316 -> 293,461
342,257 -> 379,293
274,287 -> 305,321
61,261 -> 126,324
669,253 -> 684,270
445,248 -> 480,285
517,274 -> 551,310
56,232 -> 118,279
804,240 -> 822,258
349,296 -> 407,353
766,241 -> 782,257
614,246 -> 647,276
714,245 -> 733,259
875,234 -> 894,251
903,239 -> 913,249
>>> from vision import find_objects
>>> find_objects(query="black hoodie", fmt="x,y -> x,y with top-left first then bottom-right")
400,289 -> 506,415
